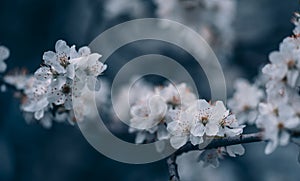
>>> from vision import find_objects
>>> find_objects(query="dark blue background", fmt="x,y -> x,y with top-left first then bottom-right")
0,0 -> 299,180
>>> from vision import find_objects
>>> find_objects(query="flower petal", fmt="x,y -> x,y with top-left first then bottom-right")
226,144 -> 245,157
170,135 -> 188,149
205,122 -> 219,136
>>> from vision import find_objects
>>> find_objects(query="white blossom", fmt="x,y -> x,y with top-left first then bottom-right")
217,114 -> 244,137
3,40 -> 107,127
154,83 -> 197,108
167,99 -> 243,149
154,0 -> 237,62
256,13 -> 300,155
188,100 -> 228,138
262,37 -> 300,87
21,78 -> 50,120
113,78 -> 153,122
167,110 -> 197,149
256,102 -> 300,154
70,53 -> 107,91
228,79 -> 263,124
130,95 -> 167,130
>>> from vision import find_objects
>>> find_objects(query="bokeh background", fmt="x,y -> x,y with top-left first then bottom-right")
1,0 -> 300,181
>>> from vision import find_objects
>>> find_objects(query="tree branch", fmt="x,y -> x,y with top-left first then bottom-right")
175,132 -> 264,156
166,132 -> 264,181
167,154 -> 180,181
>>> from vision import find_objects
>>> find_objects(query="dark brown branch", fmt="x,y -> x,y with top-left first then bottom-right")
166,131 -> 300,180
167,154 -> 180,181
175,132 -> 264,157
166,132 -> 264,181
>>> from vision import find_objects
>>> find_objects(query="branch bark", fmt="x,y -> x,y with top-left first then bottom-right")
167,154 -> 180,181
175,132 -> 264,156
166,132 -> 264,181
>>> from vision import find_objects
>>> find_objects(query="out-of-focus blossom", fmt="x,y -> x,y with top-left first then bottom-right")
256,102 -> 300,154
155,83 -> 197,108
228,79 -> 263,124
104,0 -> 149,18
154,0 -> 237,62
130,95 -> 167,130
0,46 -> 9,73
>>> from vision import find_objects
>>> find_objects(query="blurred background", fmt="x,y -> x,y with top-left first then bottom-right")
0,0 -> 300,180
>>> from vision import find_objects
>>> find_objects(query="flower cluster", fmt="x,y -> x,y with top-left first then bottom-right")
256,14 -> 300,154
129,82 -> 196,145
3,40 -> 107,128
127,81 -> 245,166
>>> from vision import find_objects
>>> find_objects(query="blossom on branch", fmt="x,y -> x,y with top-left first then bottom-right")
3,40 -> 107,128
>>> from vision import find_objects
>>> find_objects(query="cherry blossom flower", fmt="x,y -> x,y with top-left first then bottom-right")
217,114 -> 244,137
3,40 -> 107,127
155,83 -> 197,108
130,95 -> 167,130
188,100 -> 228,138
262,37 -> 300,87
113,78 -> 154,122
47,77 -> 73,109
265,80 -> 288,105
166,99 -> 243,149
167,110 -> 198,149
228,79 -> 263,124
70,53 -> 107,91
256,102 -> 300,154
21,78 -> 50,120
42,40 -> 77,75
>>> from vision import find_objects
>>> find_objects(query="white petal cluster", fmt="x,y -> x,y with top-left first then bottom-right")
0,46 -> 9,73
4,40 -> 107,128
154,83 -> 197,109
228,79 -> 263,124
257,15 -> 300,154
129,82 -> 197,145
167,100 -> 244,149
257,102 -> 300,154
128,81 -> 245,160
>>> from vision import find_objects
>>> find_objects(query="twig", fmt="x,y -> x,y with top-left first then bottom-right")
166,132 -> 263,181
175,132 -> 264,156
167,154 -> 180,181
